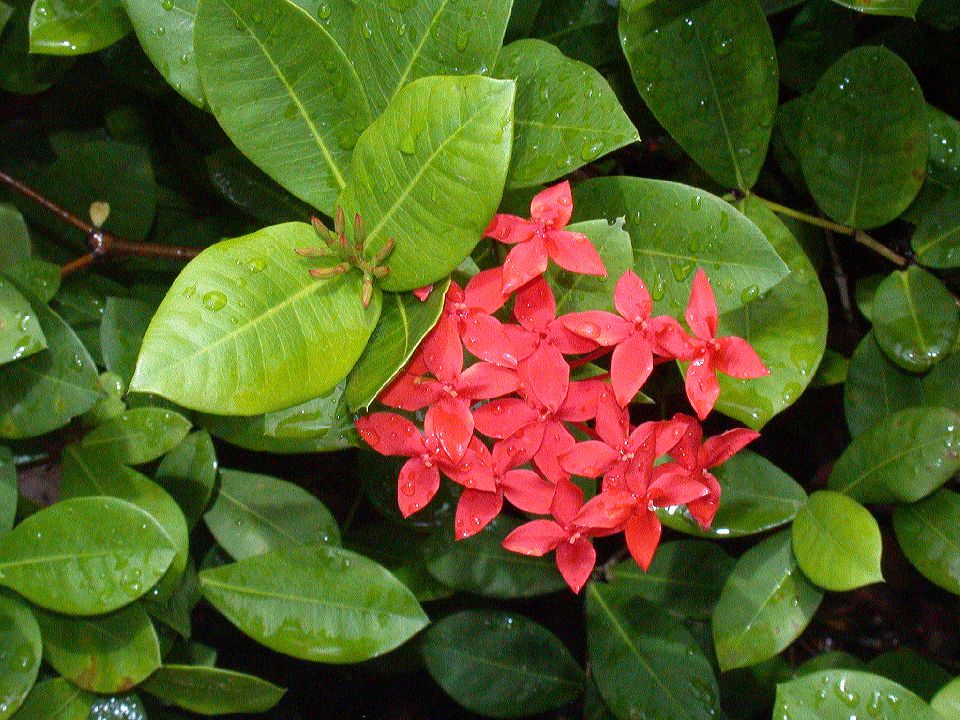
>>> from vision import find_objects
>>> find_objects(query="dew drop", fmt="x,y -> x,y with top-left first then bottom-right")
202,291 -> 227,311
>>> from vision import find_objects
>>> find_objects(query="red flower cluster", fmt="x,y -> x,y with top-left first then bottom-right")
355,182 -> 768,592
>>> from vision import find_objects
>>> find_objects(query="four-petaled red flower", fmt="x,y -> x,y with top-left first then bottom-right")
441,270 -> 516,368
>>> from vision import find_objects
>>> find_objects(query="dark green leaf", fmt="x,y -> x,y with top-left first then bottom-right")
831,0 -> 922,16
810,349 -> 849,388
868,650 -> 950,700
531,0 -> 619,67
548,219 -> 633,316
0,203 -> 31,266
0,0 -> 72,94
893,489 -> 960,595
0,591 -> 41,719
845,333 -> 923,437
155,431 -> 217,530
143,557 -> 197,638
3,258 -> 60,304
77,408 -> 191,466
775,670 -> 939,720
28,0 -> 130,55
776,0 -> 856,93
922,352 -> 960,413
795,650 -> 867,676
143,665 -> 285,715
100,297 -> 154,388
0,447 -> 14,534
0,278 -> 45,367
911,194 -> 960,268
7,677 -> 93,720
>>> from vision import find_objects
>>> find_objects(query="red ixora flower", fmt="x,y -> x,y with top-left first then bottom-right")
441,270 -> 516,368
484,181 -> 606,293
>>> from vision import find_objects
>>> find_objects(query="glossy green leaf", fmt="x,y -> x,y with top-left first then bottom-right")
868,650 -> 950,701
100,297 -> 154,389
587,582 -> 720,720
845,333 -> 923,437
338,75 -> 515,291
829,407 -> 960,503
289,0 -> 352,45
52,274 -> 121,366
791,490 -> 883,592
0,497 -> 175,615
123,0 -> 205,107
36,604 -> 160,693
0,4 -> 13,37
143,665 -> 285,715
131,222 -> 382,415
530,0 -> 619,67
0,302 -> 100,440
194,0 -> 371,215
659,450 -> 806,538
0,0 -> 72,93
261,383 -> 345,439
345,277 -> 450,412
795,650 -> 867,676
911,194 -> 960,268
573,177 -> 788,317
776,0 -> 856,94
798,46 -> 927,228
3,259 -> 60,305
619,0 -> 778,189
0,278 -> 45,367
712,531 -> 823,671
349,0 -> 511,116
9,678 -> 92,719
143,556 -> 197,638
77,408 -> 191,466
872,266 -> 959,373
28,0 -> 130,55
547,219 -> 633,316
0,592 -> 41,719
0,203 -> 30,267
830,0 -> 922,16
933,677 -> 960,719
495,39 -> 638,188
0,447 -> 14,534
421,610 -> 583,718
203,468 -> 339,560
775,670 -> 939,720
199,544 -> 428,663
922,352 -> 960,413
155,431 -> 217,530
810,349 -> 849,388
892,489 -> 960,595
608,539 -> 734,619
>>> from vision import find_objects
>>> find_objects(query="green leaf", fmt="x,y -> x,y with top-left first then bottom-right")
0,3 -> 13,34
203,468 -> 340,560
3,259 -> 60,305
100,297 -> 154,389
123,0 -> 205,107
573,177 -> 789,316
608,539 -> 734,619
131,222 -> 382,415
810,349 -> 849,388
0,301 -> 101,440
791,490 -> 884,592
548,219 -> 633,315
6,677 -> 93,720
0,278 -> 45,367
424,515 -> 566,598
619,0 -> 778,189
659,450 -> 806,538
530,0 -> 619,67
775,670 -> 939,720
199,544 -> 428,663
892,489 -> 960,595
0,592 -> 41,719
712,531 -> 823,671
345,277 -> 450,412
872,266 -> 959,373
0,497 -> 175,615
776,0 -> 856,93
261,383 -> 346,438
911,194 -> 960,268
798,46 -> 928,229
0,0 -> 72,94
587,582 -> 720,720
845,333 -> 924,437
495,39 -> 638,188
0,447 -> 14,534
830,0 -> 922,16
0,203 -> 31,266
868,650 -> 950,701
828,407 -> 960,503
36,604 -> 160,693
143,665 -> 285,715
143,556 -> 197,638
28,0 -> 130,54
194,0 -> 371,215
933,677 -> 960,719
795,650 -> 867,676
349,0 -> 512,116
76,408 -> 192,466
337,75 -> 515,291
155,431 -> 217,530
422,610 -> 583,718
922,352 -> 960,413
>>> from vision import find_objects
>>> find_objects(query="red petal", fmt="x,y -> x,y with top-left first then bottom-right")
355,413 -> 424,456
455,490 -> 503,539
501,237 -> 549,294
495,422 -> 547,467
650,418 -> 687,456
502,324 -> 539,361
502,519 -> 568,556
422,315 -> 463,383
574,490 -> 635,530
461,313 -> 518,368
464,268 -> 509,314
560,311 -> 631,346
555,536 -> 596,593
413,285 -> 433,301
702,427 -> 760,468
546,319 -> 599,355
624,510 -> 662,571
424,397 -> 474,464
535,421 -> 576,484
530,181 -> 574,228
714,336 -> 769,379
685,357 -> 720,421
613,271 -> 652,321
686,269 -> 719,340
545,230 -> 606,276
458,362 -> 519,400
519,343 -> 569,414
687,493 -> 720,530
443,438 -> 497,493
485,214 -> 538,244
650,315 -> 696,360
500,469 -> 555,514
513,276 -> 557,332
550,476 -> 584,526
594,389 -> 629,448
559,441 -> 619,478
610,334 -> 653,407
397,458 -> 440,518
648,471 -> 710,507
473,398 -> 539,439
378,371 -> 441,410
558,379 -> 603,423
668,415 -> 704,470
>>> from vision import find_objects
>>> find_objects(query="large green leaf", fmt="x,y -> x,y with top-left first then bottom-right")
203,468 -> 339,560
345,278 -> 450,412
421,610 -> 584,718
933,677 -> 960,719
0,278 -> 45,367
530,0 -> 619,67
775,670 -> 939,720
659,450 -> 806,538
892,489 -> 960,595
337,75 -> 515,291
548,219 -> 633,316
0,497 -> 175,615
130,222 -> 382,415
712,531 -> 823,671
872,266 -> 959,373
143,665 -> 286,715
76,408 -> 192,466
194,0 -> 372,214
155,430 -> 217,530
5,677 -> 92,720
587,582 -> 720,720
844,332 -> 924,437
776,0 -> 856,94
619,0 -> 778,189
0,447 -> 14,534
199,545 -> 428,663
0,301 -> 101,440
797,46 -> 927,229
911,194 -> 960,268
0,203 -> 31,267
349,0 -> 511,115
28,0 -> 130,54
828,407 -> 960,503
830,0 -> 922,16
573,177 -> 788,317
867,650 -> 950,701
923,353 -> 960,413
0,0 -> 71,94
36,604 -> 160,693
0,592 -> 41,719
791,490 -> 884,592
100,297 -> 154,388
495,39 -> 638,188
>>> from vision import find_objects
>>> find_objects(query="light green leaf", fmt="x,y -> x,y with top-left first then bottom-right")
495,38 -> 638,188
548,219 -> 633,316
337,74 -> 515,291
131,222 -> 382,415
798,46 -> 928,229
0,447 -> 14,534
0,278 -> 45,367
810,349 -> 849,388
933,677 -> 960,719
0,203 -> 30,266
893,489 -> 960,596
775,670 -> 939,720
712,531 -> 823,671
911,194 -> 960,268
28,0 -> 130,54
100,297 -> 155,389
619,0 -> 779,189
8,678 -> 93,720
199,544 -> 428,663
261,383 -> 346,438
289,0 -> 352,45
194,0 -> 371,214
76,408 -> 191,466
0,0 -> 72,94
792,490 -> 884,591
0,592 -> 41,720
143,556 -> 197,638
421,610 -> 583,718
845,333 -> 924,437
830,0 -> 922,17
143,665 -> 286,715
203,468 -> 340,560
0,497 -> 175,615
155,431 -> 218,530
